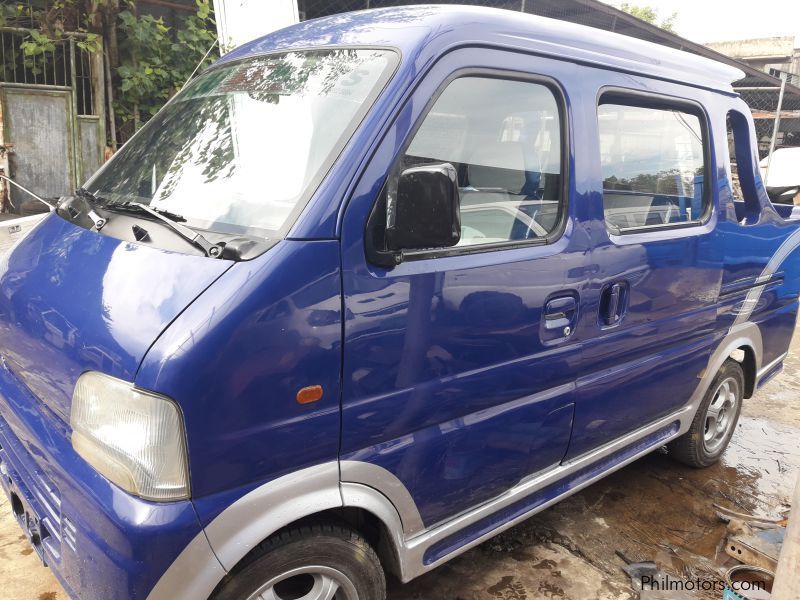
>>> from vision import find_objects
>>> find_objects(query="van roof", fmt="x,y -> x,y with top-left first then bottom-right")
218,4 -> 744,94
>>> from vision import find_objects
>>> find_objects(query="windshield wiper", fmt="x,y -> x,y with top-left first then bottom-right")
73,189 -> 225,259
74,187 -> 108,230
102,200 -> 224,258
105,200 -> 188,223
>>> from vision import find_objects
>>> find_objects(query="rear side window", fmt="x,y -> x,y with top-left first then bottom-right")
598,98 -> 709,234
726,110 -> 762,224
399,76 -> 564,248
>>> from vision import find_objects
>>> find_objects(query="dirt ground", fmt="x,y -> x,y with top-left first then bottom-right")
2,326 -> 799,600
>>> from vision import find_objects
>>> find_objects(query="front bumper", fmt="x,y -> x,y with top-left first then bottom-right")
0,361 -> 209,600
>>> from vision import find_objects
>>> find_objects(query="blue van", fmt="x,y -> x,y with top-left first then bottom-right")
1,6 -> 799,600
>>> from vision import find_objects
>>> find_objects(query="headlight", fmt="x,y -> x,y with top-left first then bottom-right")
70,372 -> 190,501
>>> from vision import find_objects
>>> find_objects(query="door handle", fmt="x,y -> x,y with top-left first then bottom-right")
544,296 -> 577,331
600,282 -> 628,326
607,283 -> 621,323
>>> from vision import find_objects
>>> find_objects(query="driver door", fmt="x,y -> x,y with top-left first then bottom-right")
339,50 -> 592,528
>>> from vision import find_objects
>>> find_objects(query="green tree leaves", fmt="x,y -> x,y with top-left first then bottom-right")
115,1 -> 218,135
619,2 -> 678,33
3,0 -> 217,142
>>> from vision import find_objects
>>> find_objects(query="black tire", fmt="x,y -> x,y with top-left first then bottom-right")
668,359 -> 744,468
212,522 -> 386,600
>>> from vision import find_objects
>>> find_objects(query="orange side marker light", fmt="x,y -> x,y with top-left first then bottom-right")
296,385 -> 324,405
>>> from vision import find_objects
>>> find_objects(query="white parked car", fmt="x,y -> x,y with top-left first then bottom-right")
760,147 -> 800,204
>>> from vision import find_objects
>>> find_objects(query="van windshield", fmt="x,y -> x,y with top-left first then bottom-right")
86,48 -> 396,237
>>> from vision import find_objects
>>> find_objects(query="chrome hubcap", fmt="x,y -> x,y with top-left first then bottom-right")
703,376 -> 740,454
247,566 -> 358,600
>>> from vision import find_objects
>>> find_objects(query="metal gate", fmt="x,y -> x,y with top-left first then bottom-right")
0,27 -> 105,212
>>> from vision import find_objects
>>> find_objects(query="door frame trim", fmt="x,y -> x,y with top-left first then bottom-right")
363,61 -> 573,267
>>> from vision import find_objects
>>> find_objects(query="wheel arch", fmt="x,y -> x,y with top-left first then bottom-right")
681,322 -> 762,435
731,344 -> 758,398
147,462 -> 414,599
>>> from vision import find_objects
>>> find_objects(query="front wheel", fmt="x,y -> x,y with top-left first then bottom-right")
212,523 -> 386,600
668,359 -> 744,468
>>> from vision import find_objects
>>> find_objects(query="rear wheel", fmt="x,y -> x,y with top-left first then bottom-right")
669,359 -> 744,468
212,522 -> 386,600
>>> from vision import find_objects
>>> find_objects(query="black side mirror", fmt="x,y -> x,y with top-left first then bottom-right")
385,163 -> 461,252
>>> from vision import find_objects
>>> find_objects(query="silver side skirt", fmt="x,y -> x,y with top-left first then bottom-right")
346,405 -> 692,582
757,351 -> 787,381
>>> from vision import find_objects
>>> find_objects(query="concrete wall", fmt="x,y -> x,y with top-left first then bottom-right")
707,36 -> 800,84
706,36 -> 795,62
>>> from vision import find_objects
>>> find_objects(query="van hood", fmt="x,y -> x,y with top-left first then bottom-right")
0,214 -> 231,422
